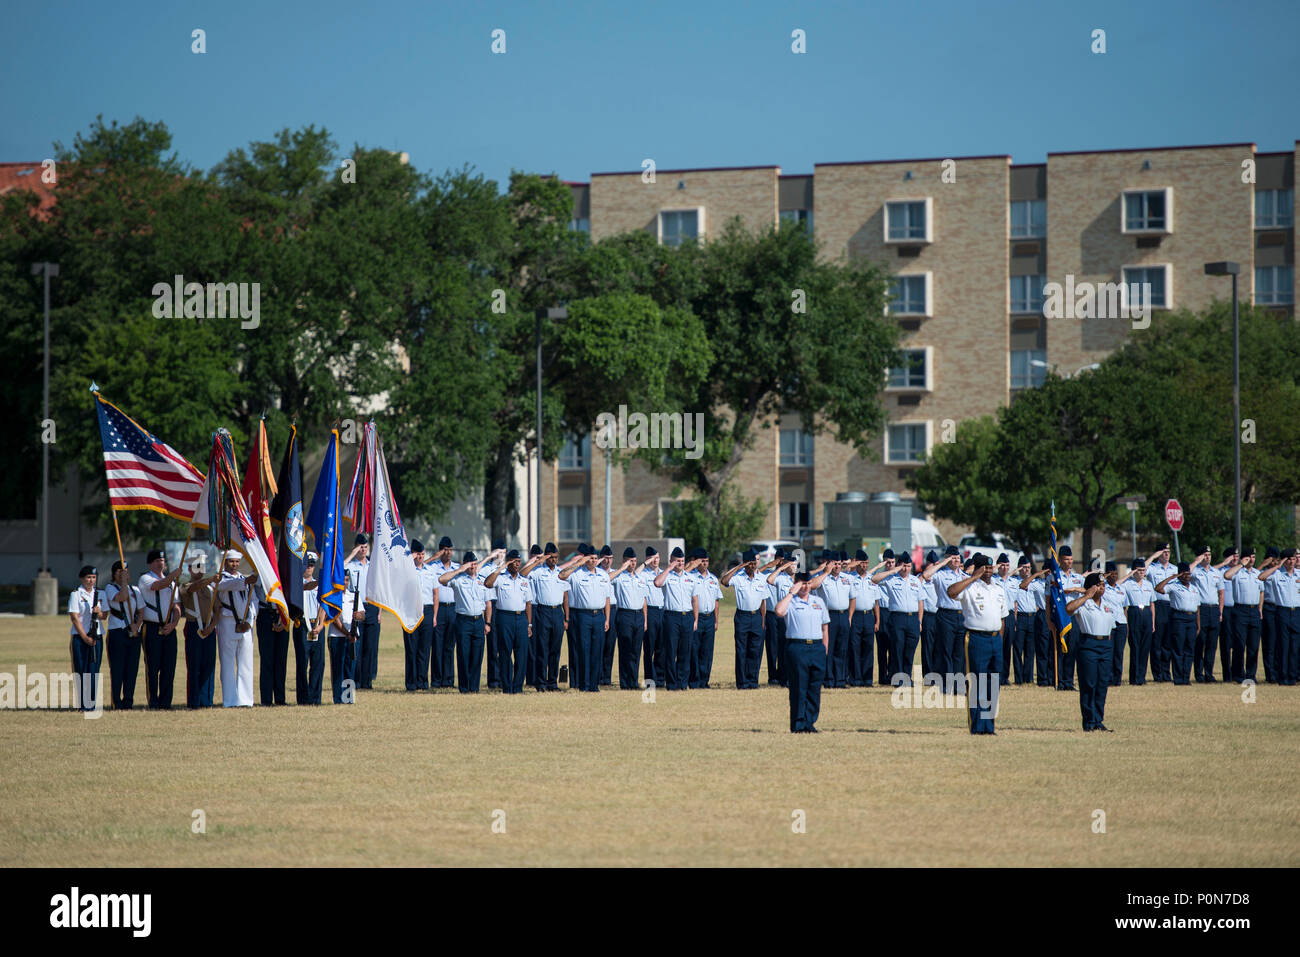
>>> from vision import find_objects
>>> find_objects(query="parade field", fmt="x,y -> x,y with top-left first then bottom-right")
2,609 -> 1298,868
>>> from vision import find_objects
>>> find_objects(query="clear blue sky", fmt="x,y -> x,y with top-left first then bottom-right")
3,0 -> 1297,184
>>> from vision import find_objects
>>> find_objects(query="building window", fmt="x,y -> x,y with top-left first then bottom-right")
888,273 -> 930,315
779,428 -> 814,467
781,502 -> 811,540
780,208 -> 813,233
1009,200 -> 1046,238
569,217 -> 590,233
886,349 -> 928,390
1256,189 -> 1294,228
1122,265 -> 1170,309
558,504 -> 589,542
558,434 -> 590,470
658,209 -> 702,247
885,199 -> 932,242
1256,265 -> 1294,305
1009,274 -> 1046,314
1010,349 -> 1047,390
1122,188 -> 1171,233
885,423 -> 929,464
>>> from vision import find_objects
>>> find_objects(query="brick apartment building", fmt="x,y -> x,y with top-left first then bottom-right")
540,142 -> 1297,552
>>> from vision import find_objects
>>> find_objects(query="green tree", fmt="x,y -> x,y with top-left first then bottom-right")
662,484 -> 768,573
907,415 -> 1056,559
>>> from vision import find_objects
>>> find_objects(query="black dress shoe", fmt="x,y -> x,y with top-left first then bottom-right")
1096,724 -> 1114,732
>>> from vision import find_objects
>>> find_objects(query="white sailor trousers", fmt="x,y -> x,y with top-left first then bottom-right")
218,618 -> 255,707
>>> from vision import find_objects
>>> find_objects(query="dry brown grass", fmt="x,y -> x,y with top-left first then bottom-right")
2,609 -> 1297,866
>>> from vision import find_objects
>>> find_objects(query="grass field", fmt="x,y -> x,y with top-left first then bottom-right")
2,608 -> 1298,867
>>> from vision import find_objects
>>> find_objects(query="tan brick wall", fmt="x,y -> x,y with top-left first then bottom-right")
1045,145 -> 1256,373
814,156 -> 1011,505
589,166 -> 779,242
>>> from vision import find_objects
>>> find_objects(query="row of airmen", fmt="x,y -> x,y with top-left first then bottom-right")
62,536 -> 1300,713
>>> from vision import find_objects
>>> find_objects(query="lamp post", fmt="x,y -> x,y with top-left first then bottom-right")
535,306 -> 567,545
1204,261 -> 1242,555
31,262 -> 59,615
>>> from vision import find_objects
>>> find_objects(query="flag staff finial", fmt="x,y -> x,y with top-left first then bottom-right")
89,381 -> 99,394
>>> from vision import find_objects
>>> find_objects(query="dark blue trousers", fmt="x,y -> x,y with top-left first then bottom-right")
662,611 -> 692,691
849,610 -> 874,686
1012,613 -> 1035,684
143,620 -> 177,709
877,609 -> 893,686
891,611 -> 920,686
1152,602 -> 1172,680
643,605 -> 663,689
184,619 -> 216,707
495,611 -> 529,694
328,633 -> 356,703
408,604 -> 434,690
433,607 -> 455,688
1127,606 -> 1153,684
1218,606 -> 1234,681
356,611 -> 380,689
617,608 -> 646,690
733,609 -> 764,689
785,639 -> 826,732
764,608 -> 787,686
999,617 -> 1012,685
601,614 -> 617,686
1076,634 -> 1111,729
938,607 -> 964,681
690,612 -> 716,688
1279,607 -> 1300,684
1056,625 -> 1076,691
920,611 -> 939,685
1169,610 -> 1197,684
964,629 -> 1000,734
107,627 -> 142,709
1194,604 -> 1221,681
293,622 -> 325,704
69,635 -> 103,711
1262,604 -> 1278,682
485,604 -> 502,689
456,614 -> 486,693
566,614 -> 580,688
1034,610 -> 1052,685
257,609 -> 290,705
571,608 -> 604,692
1233,607 -> 1261,682
821,609 -> 849,688
534,604 -> 565,690
1109,623 -> 1128,685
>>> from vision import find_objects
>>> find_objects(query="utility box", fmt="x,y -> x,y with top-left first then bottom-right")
823,491 -> 913,559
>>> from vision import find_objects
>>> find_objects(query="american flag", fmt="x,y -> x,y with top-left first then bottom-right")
95,393 -> 205,521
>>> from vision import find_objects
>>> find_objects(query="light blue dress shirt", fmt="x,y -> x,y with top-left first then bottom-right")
783,593 -> 830,639
492,571 -> 532,612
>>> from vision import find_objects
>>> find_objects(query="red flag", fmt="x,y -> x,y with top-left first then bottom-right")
240,419 -> 283,620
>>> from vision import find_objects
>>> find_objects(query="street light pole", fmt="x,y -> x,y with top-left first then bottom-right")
1231,270 -> 1241,556
535,309 -> 542,547
1204,261 -> 1242,554
534,306 -> 567,546
32,262 -> 59,573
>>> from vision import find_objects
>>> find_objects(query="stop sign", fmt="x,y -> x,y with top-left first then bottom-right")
1165,499 -> 1184,531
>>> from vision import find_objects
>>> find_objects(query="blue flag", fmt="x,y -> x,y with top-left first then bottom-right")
305,430 -> 345,618
1047,501 -> 1073,651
